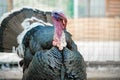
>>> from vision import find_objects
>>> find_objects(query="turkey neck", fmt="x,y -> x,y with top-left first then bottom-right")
52,16 -> 66,50
54,19 -> 63,39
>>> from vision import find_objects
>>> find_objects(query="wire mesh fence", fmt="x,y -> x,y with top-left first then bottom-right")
68,18 -> 120,61
0,0 -> 120,62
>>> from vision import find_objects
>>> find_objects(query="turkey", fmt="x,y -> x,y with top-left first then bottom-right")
0,8 -> 86,80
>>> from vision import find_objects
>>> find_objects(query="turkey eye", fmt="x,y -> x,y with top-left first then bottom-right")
54,12 -> 58,15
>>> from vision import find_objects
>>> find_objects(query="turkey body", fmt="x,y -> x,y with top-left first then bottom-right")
0,8 -> 86,80
22,25 -> 86,80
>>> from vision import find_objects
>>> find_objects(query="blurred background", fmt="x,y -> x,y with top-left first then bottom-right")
0,0 -> 120,80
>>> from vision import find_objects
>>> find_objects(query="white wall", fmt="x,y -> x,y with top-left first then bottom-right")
75,41 -> 120,61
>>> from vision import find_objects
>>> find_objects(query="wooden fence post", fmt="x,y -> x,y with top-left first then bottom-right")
7,0 -> 13,12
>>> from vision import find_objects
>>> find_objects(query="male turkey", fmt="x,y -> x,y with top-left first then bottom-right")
0,8 -> 86,80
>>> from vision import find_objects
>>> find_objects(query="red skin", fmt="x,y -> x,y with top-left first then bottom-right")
52,12 -> 67,50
